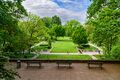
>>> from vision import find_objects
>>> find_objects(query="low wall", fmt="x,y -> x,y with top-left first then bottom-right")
9,59 -> 120,64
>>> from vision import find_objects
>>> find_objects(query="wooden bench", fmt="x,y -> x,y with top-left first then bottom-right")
88,61 -> 103,69
26,61 -> 42,68
56,61 -> 72,68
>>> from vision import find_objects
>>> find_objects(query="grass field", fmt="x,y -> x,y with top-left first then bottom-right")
37,54 -> 92,60
51,37 -> 77,53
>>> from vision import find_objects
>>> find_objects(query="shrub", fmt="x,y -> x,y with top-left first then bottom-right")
72,26 -> 88,46
110,45 -> 120,60
3,52 -> 34,59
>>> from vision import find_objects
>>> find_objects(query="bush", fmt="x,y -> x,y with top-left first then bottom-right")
72,26 -> 88,46
110,45 -> 120,60
81,44 -> 90,48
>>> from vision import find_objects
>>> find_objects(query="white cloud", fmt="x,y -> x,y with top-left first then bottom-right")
22,0 -> 87,24
57,0 -> 72,3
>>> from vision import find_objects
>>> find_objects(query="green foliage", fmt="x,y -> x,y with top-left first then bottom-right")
84,24 -> 94,41
87,0 -> 120,54
48,39 -> 52,49
87,0 -> 105,18
42,17 -> 52,28
18,14 -> 48,53
0,0 -> 27,52
72,26 -> 88,46
51,24 -> 65,38
3,52 -> 35,59
65,20 -> 81,36
87,0 -> 120,18
110,45 -> 120,60
0,0 -> 27,79
51,15 -> 61,25
0,0 -> 27,27
0,54 -> 20,80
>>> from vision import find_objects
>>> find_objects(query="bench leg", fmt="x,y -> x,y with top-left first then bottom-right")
58,64 -> 59,68
39,63 -> 41,68
88,63 -> 90,69
100,64 -> 103,70
69,64 -> 71,68
27,63 -> 30,69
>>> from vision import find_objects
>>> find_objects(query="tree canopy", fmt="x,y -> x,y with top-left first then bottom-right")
87,0 -> 120,54
65,20 -> 81,36
0,0 -> 27,80
51,15 -> 61,25
72,25 -> 88,47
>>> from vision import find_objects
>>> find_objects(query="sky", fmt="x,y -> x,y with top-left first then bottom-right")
22,0 -> 91,24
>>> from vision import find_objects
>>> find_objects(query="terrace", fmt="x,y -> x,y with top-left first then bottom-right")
9,62 -> 120,80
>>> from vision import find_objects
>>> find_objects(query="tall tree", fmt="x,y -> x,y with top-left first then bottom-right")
84,24 -> 95,41
42,17 -> 52,28
51,15 -> 61,25
87,0 -> 120,54
65,20 -> 81,37
0,0 -> 27,52
0,0 -> 27,80
19,14 -> 48,53
51,24 -> 65,38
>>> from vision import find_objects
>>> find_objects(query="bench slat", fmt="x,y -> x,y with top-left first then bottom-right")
88,62 -> 103,69
26,61 -> 42,68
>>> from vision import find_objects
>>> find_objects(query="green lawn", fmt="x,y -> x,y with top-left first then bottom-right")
37,54 -> 92,60
51,37 -> 77,53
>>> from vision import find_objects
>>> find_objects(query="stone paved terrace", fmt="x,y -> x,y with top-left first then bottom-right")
9,63 -> 120,80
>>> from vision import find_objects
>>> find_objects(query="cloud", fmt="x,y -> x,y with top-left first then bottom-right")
57,0 -> 72,3
22,0 -> 90,24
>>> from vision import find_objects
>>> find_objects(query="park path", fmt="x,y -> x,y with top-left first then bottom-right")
31,52 -> 98,60
82,52 -> 98,60
38,51 -> 98,60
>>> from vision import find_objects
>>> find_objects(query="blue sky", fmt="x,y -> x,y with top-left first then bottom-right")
53,0 -> 90,12
22,0 -> 91,24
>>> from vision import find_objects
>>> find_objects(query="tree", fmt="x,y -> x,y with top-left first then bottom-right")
87,0 -> 120,18
84,24 -> 95,41
87,0 -> 120,54
0,0 -> 27,79
12,25 -> 29,53
51,15 -> 61,25
0,0 -> 27,52
51,24 -> 65,38
72,26 -> 88,47
0,54 -> 20,80
42,17 -> 52,28
65,20 -> 81,37
19,14 -> 47,53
